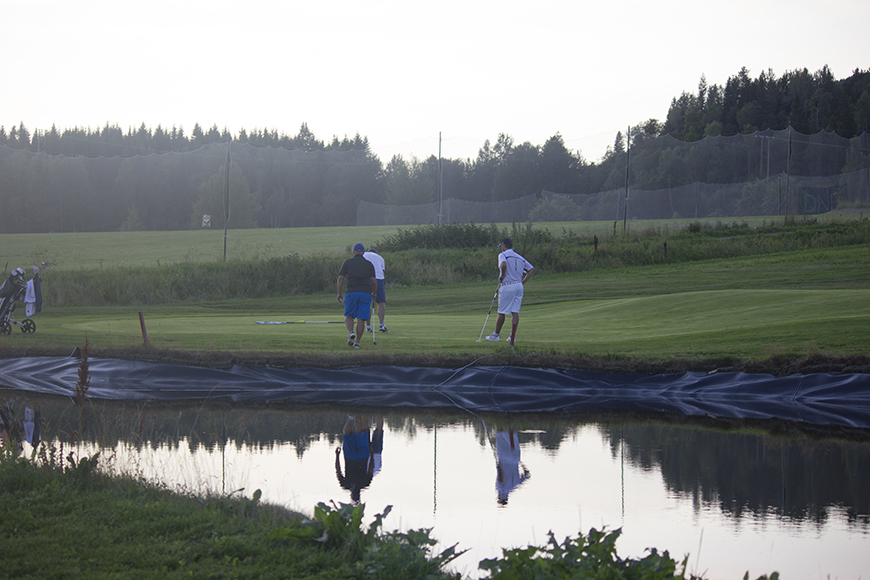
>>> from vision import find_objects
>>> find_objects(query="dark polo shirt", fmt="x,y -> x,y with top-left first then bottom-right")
338,254 -> 375,293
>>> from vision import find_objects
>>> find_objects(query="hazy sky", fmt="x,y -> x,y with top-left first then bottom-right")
1,0 -> 867,163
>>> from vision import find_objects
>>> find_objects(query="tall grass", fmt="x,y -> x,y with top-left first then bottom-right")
36,218 -> 870,307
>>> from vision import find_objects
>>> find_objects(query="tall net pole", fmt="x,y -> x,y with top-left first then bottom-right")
438,132 -> 443,225
623,126 -> 631,233
223,137 -> 231,262
785,126 -> 792,222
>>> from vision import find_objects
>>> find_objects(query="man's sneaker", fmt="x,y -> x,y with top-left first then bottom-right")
379,324 -> 388,332
348,332 -> 355,346
485,333 -> 500,342
353,343 -> 360,349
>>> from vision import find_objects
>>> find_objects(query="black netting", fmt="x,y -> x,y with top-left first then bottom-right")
2,357 -> 869,429
356,129 -> 870,225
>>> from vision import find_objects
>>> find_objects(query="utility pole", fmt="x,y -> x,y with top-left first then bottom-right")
623,126 -> 631,233
438,132 -> 443,225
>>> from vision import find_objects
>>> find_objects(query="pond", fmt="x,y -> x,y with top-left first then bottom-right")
4,392 -> 869,579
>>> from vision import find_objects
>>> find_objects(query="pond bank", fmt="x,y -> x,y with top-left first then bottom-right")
3,344 -> 870,377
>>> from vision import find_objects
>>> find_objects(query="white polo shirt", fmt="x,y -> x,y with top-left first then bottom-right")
498,249 -> 533,283
364,251 -> 385,280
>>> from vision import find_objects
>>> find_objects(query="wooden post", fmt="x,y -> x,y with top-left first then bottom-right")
138,311 -> 149,347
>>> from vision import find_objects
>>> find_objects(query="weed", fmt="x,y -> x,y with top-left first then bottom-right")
71,338 -> 91,443
479,527 -> 779,580
268,500 -> 464,578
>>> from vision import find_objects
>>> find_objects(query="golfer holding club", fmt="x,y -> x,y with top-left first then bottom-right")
485,238 -> 535,347
337,243 -> 377,349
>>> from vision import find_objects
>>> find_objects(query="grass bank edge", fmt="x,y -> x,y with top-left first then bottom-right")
0,444 -> 778,580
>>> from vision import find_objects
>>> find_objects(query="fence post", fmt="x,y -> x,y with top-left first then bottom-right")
138,311 -> 149,347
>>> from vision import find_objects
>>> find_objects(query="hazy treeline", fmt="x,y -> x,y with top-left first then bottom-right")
0,66 -> 868,233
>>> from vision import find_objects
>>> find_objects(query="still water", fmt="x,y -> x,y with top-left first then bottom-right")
10,395 -> 870,579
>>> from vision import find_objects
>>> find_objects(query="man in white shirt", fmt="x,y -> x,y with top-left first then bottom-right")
485,238 -> 535,347
363,247 -> 388,332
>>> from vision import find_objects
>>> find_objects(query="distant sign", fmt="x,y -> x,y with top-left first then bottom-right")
202,214 -> 211,228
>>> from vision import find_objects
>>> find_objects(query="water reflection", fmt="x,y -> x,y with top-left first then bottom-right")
336,415 -> 384,503
0,402 -> 41,452
2,390 -> 869,579
607,424 -> 870,527
493,427 -> 530,505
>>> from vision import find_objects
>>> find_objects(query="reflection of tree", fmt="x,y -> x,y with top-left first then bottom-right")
603,425 -> 870,528
14,392 -> 870,529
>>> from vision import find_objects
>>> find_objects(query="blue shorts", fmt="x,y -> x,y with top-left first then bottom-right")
343,431 -> 370,461
344,292 -> 372,320
374,279 -> 386,304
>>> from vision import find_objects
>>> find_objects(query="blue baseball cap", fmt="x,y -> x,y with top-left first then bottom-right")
353,243 -> 365,252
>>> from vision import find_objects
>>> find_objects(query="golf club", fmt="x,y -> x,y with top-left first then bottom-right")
475,283 -> 501,342
256,320 -> 343,324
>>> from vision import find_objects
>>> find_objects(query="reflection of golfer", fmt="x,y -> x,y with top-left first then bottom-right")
335,415 -> 374,503
495,428 -> 530,505
485,238 -> 535,347
22,407 -> 40,446
0,405 -> 39,452
370,415 -> 384,476
336,243 -> 377,349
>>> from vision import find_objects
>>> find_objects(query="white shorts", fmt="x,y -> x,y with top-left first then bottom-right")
497,282 -> 524,315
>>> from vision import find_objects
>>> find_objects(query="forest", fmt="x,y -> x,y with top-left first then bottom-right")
1,66 -> 869,232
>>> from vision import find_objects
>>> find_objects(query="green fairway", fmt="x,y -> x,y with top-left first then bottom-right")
2,220 -> 869,368
8,284 -> 869,362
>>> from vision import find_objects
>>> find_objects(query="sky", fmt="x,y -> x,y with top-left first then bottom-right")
1,0 -> 867,164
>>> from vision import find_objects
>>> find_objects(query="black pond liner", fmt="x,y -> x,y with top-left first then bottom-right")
1,356 -> 869,430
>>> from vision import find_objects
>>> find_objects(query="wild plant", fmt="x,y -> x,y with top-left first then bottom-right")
267,501 -> 464,578
479,527 -> 692,579
478,527 -> 779,580
71,337 -> 90,443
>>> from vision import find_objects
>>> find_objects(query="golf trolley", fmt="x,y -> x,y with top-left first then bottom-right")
0,267 -> 36,335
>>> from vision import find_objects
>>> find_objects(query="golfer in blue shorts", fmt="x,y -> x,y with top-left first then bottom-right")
485,238 -> 536,347
337,243 -> 377,348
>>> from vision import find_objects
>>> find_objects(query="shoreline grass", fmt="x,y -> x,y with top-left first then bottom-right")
0,407 -> 783,580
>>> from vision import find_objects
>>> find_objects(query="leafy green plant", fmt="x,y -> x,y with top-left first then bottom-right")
479,527 -> 780,580
480,527 -> 695,579
268,501 -> 464,578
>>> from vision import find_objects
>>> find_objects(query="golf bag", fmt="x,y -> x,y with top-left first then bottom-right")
0,268 -> 37,335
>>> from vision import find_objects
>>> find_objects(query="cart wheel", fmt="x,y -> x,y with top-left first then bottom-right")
21,319 -> 36,333
1,322 -> 10,335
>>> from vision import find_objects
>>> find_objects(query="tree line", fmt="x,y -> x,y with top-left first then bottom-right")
1,66 -> 868,233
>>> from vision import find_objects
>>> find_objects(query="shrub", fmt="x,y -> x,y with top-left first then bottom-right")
479,527 -> 780,580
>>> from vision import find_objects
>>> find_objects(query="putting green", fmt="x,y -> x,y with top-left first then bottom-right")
47,288 -> 870,359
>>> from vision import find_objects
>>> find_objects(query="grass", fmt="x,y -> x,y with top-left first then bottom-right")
4,446 -> 778,580
2,217 -> 869,373
2,245 -> 869,373
0,448 -> 460,580
0,216 -> 803,271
